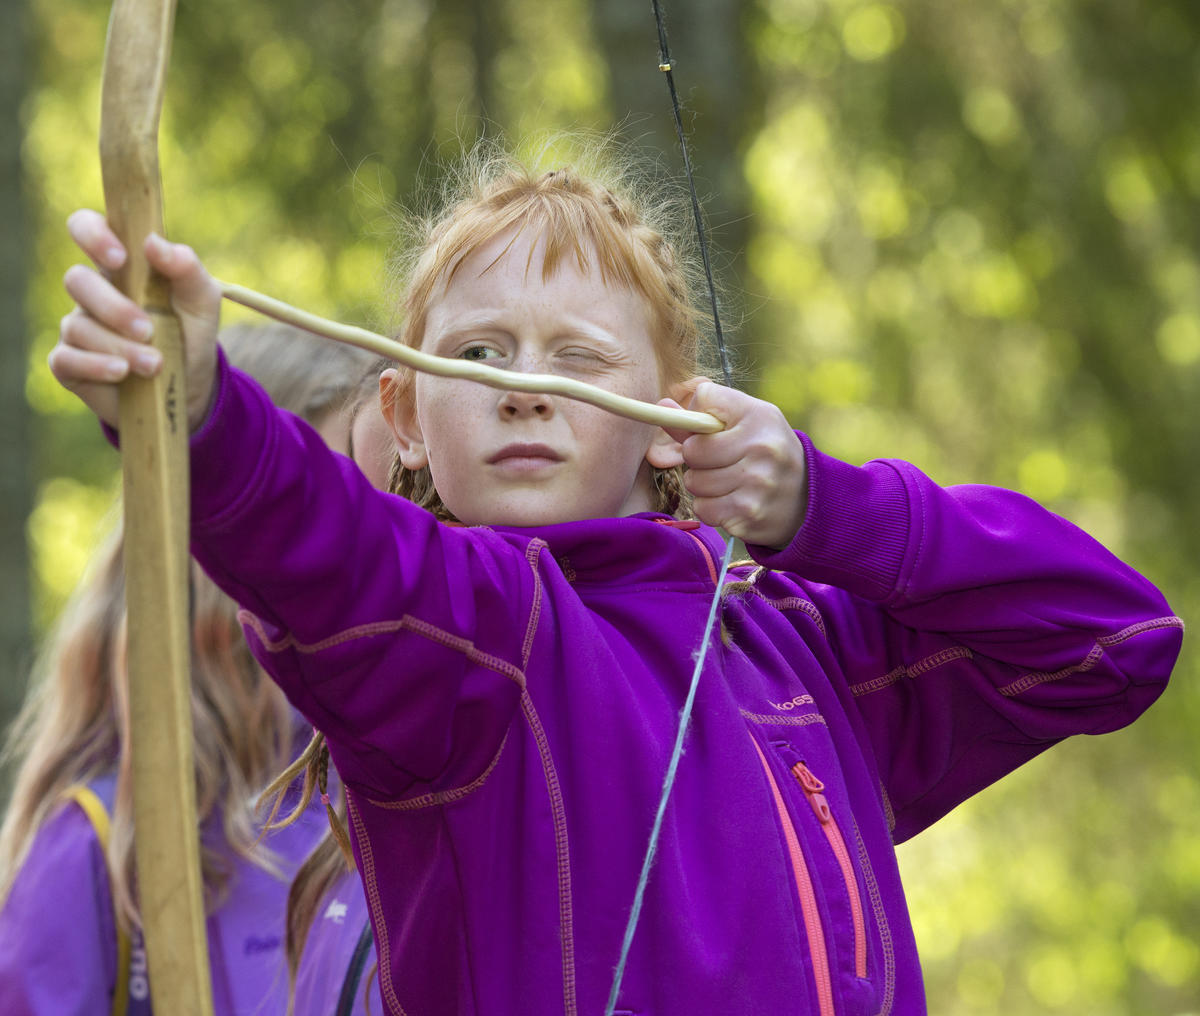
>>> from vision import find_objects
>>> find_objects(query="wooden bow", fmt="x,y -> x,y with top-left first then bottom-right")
100,0 -> 215,1011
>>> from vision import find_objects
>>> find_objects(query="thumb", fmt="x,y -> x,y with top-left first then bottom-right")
144,233 -> 222,321
656,396 -> 693,446
659,375 -> 720,444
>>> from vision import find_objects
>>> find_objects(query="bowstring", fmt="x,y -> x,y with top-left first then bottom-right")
604,4 -> 737,1012
652,0 -> 733,390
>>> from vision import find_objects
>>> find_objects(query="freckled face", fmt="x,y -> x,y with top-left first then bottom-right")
401,229 -> 667,527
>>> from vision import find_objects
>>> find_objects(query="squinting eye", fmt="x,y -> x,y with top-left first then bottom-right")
559,347 -> 603,363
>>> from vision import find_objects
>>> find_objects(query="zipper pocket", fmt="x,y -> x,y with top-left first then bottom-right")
792,760 -> 868,979
750,737 -> 835,1016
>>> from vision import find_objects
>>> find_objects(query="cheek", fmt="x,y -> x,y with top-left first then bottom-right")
414,379 -> 468,440
579,407 -> 654,462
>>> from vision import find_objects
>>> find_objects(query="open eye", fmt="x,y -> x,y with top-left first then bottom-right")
459,344 -> 502,362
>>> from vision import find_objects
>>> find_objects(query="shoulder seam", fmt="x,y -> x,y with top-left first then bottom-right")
239,610 -> 527,688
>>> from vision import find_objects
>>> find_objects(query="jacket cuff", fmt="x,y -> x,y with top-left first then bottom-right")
746,431 -> 914,602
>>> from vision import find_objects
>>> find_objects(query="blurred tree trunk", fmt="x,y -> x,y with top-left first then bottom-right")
592,0 -> 760,364
0,0 -> 32,783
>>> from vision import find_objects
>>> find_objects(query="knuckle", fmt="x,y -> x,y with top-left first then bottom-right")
765,436 -> 789,467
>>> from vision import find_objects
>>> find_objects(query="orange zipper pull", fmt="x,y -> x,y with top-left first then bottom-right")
792,761 -> 832,824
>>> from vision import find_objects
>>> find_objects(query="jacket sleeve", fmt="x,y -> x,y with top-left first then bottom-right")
188,354 -> 537,800
748,432 -> 1184,843
0,804 -> 117,1015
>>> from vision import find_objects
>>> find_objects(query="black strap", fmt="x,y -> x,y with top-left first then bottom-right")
334,921 -> 375,1016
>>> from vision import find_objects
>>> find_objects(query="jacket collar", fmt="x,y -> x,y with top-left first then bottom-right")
492,513 -> 727,590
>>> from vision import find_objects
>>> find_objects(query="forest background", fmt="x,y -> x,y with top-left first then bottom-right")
1,0 -> 1197,1012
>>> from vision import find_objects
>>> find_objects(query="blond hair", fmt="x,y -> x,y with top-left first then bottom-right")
0,321 -> 375,928
385,138 -> 720,518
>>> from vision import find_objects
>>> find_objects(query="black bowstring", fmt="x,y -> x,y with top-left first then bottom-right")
652,0 -> 734,389
603,7 -> 739,1014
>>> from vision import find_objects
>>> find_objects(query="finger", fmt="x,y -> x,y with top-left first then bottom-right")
58,311 -> 163,378
656,398 -> 694,445
656,375 -> 722,442
685,380 -> 749,420
63,265 -> 154,343
690,488 -> 779,543
679,427 -> 753,470
144,234 -> 222,316
677,383 -> 757,459
66,209 -> 127,272
46,344 -> 122,428
682,462 -> 744,500
690,494 -> 754,538
48,337 -> 132,385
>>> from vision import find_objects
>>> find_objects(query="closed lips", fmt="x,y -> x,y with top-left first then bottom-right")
488,444 -> 563,463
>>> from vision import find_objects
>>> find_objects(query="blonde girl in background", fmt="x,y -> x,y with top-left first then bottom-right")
0,322 -> 377,1014
273,363 -> 391,1016
51,144 -> 1181,1016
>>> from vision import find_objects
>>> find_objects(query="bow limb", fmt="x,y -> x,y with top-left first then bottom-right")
100,1 -> 214,1012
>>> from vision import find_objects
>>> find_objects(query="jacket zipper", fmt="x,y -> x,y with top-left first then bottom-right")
792,760 -> 868,978
751,738 -> 835,1016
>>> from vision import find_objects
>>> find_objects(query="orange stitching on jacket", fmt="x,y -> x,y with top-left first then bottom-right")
879,782 -> 896,835
849,646 -> 974,698
1097,615 -> 1184,645
347,793 -> 407,1015
751,592 -> 828,638
999,614 -> 1184,698
366,732 -> 511,811
520,689 -> 577,1016
853,817 -> 894,1014
522,540 -> 546,668
999,644 -> 1104,697
238,610 -> 526,687
740,708 -> 828,728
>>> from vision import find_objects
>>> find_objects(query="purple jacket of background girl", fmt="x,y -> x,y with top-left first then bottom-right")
0,774 -> 330,1015
189,359 -> 1182,1016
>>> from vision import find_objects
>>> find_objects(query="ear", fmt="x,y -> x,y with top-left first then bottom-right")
645,376 -> 709,469
379,368 -> 429,471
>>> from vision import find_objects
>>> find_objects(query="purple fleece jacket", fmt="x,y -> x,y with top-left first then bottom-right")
0,775 -> 331,1015
189,357 -> 1182,1016
292,873 -> 381,1016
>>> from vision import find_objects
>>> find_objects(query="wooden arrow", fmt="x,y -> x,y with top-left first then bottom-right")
99,0 -> 215,1011
218,280 -> 725,434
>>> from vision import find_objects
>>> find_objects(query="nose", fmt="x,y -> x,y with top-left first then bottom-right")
498,388 -> 555,419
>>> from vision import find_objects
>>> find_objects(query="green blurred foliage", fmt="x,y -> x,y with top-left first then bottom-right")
741,0 -> 1200,1011
21,0 -> 1198,1010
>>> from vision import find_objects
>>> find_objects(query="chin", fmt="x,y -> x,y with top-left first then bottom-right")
474,498 -> 600,528
443,486 -> 653,529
